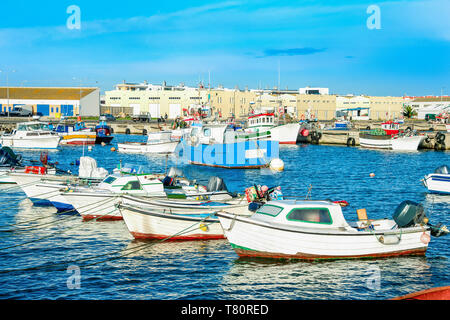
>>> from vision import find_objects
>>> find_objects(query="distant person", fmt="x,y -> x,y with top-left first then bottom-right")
164,113 -> 168,121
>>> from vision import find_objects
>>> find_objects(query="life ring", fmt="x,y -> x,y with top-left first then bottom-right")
346,137 -> 356,147
437,133 -> 445,142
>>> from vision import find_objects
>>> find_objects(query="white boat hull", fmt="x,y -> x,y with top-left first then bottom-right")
359,135 -> 425,151
0,135 -> 60,149
119,204 -> 225,240
217,212 -> 429,260
270,123 -> 301,144
59,133 -> 97,145
117,141 -> 179,154
60,192 -> 123,220
423,174 -> 450,194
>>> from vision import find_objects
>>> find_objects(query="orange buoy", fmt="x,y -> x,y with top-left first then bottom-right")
370,173 -> 375,177
111,147 -> 116,152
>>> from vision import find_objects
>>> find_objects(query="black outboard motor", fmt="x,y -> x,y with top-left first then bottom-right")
393,200 -> 427,228
0,147 -> 22,167
207,176 -> 229,193
393,200 -> 448,237
434,165 -> 449,174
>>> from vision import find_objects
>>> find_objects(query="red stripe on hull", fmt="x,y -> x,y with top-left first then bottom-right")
82,215 -> 123,221
130,231 -> 225,241
233,248 -> 427,261
391,286 -> 450,300
279,141 -> 297,145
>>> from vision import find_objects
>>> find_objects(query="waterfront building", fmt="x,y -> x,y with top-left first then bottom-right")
0,87 -> 100,117
102,81 -> 406,121
405,96 -> 450,120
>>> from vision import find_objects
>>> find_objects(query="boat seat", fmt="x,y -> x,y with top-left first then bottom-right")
357,208 -> 374,229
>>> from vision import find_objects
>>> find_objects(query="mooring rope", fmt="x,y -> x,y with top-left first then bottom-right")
0,211 -> 218,274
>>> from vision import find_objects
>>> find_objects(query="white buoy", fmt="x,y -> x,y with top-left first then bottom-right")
88,146 -> 92,152
270,158 -> 285,172
101,142 -> 106,146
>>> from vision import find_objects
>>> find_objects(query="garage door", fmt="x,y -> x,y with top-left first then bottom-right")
149,104 -> 160,118
169,104 -> 181,119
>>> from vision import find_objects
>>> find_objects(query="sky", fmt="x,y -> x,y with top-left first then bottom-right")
0,0 -> 448,96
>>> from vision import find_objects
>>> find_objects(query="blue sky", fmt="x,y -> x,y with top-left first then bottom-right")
0,0 -> 448,96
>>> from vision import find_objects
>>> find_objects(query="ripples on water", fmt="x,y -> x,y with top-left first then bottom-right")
0,135 -> 448,300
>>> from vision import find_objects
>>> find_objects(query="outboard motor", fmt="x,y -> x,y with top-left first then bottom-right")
207,176 -> 229,193
0,147 -> 22,167
434,165 -> 449,174
393,200 -> 449,238
248,201 -> 264,212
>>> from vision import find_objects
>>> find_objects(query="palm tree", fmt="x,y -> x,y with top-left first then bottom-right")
402,104 -> 417,119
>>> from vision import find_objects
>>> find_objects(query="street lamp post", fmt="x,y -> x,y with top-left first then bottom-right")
0,69 -> 16,117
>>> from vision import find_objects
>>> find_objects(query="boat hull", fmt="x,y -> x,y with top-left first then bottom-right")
59,133 -> 97,145
359,134 -> 424,151
119,204 -> 225,241
217,212 -> 429,260
178,139 -> 279,169
60,192 -> 122,221
0,135 -> 60,149
423,174 -> 450,194
118,141 -> 179,154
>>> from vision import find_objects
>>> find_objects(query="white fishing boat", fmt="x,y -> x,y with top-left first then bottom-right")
217,200 -> 448,260
422,165 -> 450,195
0,122 -> 61,149
118,203 -> 226,240
245,113 -> 300,144
359,122 -> 426,151
118,131 -> 179,154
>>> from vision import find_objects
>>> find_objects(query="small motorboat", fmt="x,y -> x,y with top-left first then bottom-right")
422,165 -> 450,195
391,286 -> 450,300
54,119 -> 96,145
117,131 -> 179,154
217,199 -> 448,260
0,121 -> 61,150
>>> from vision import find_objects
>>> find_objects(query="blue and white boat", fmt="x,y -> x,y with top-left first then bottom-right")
422,165 -> 450,195
177,123 -> 280,169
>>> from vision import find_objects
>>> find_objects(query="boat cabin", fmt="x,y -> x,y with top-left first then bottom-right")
248,113 -> 275,129
381,121 -> 400,136
189,123 -> 238,145
97,173 -> 166,196
15,122 -> 52,132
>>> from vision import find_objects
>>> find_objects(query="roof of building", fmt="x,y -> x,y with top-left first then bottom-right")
0,87 -> 98,100
412,96 -> 450,102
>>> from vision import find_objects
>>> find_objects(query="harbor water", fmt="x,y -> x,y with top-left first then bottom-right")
0,134 -> 448,300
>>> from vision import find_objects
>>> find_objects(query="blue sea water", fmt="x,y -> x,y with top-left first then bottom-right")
0,135 -> 448,300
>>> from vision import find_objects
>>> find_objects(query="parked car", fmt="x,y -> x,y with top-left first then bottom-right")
101,114 -> 116,122
132,113 -> 152,123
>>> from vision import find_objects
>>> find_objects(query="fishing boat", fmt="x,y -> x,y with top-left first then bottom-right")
178,122 -> 280,169
9,156 -> 107,211
216,200 -> 448,260
359,122 -> 426,151
422,165 -> 450,194
245,113 -> 300,144
118,203 -> 226,240
94,116 -> 114,144
54,119 -> 96,145
0,121 -> 61,149
58,167 -> 230,221
117,131 -> 179,154
391,286 -> 450,300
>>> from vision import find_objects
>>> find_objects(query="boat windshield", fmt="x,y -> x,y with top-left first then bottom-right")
256,204 -> 284,217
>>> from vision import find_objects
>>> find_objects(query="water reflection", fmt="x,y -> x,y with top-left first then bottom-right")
221,256 -> 434,300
